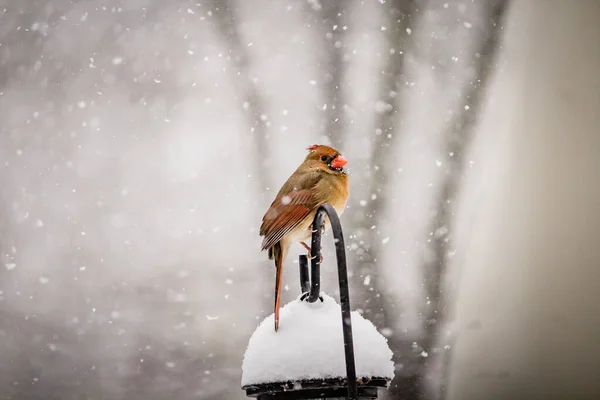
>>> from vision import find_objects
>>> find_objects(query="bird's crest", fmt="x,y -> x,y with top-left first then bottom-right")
307,144 -> 338,154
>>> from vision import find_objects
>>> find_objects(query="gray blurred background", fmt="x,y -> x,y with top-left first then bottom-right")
1,1 -> 599,399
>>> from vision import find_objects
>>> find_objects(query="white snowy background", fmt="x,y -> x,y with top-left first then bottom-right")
1,1 -> 600,399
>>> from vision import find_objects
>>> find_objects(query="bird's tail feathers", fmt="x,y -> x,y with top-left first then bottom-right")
273,242 -> 283,332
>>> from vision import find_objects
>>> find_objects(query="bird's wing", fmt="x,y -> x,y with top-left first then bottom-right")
260,174 -> 321,251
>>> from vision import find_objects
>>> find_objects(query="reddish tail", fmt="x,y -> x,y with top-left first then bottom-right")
273,243 -> 284,332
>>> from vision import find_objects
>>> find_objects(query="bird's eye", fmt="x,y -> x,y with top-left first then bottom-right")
321,155 -> 328,162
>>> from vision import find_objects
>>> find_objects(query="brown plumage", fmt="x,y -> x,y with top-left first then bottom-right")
260,144 -> 349,331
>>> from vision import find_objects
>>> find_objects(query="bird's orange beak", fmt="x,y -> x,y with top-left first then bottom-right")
331,155 -> 348,169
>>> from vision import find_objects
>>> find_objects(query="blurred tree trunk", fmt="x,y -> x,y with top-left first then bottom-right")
207,0 -> 270,198
320,0 -> 345,148
206,0 -> 272,307
425,2 -> 510,398
193,4 -> 274,399
299,0 -> 347,148
356,1 -> 509,399
343,0 -> 419,395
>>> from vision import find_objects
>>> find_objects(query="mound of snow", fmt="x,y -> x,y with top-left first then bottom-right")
241,293 -> 394,386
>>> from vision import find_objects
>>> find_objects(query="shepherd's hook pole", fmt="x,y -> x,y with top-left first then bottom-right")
299,203 -> 357,400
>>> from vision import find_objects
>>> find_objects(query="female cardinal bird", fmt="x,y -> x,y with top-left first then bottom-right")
260,144 -> 349,331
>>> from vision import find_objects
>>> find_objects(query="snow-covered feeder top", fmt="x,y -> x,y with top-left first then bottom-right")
241,293 -> 394,388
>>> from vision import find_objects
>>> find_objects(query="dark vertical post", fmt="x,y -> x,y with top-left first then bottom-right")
299,255 -> 309,294
307,211 -> 323,303
301,204 -> 357,399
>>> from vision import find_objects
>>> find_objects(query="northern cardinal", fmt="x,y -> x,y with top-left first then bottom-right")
260,144 -> 349,331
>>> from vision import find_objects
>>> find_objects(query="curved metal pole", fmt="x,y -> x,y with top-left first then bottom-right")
299,203 -> 357,400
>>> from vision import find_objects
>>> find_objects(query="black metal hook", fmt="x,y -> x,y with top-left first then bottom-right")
298,203 -> 358,400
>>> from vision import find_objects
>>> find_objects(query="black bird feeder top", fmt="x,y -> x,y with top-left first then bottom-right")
241,204 -> 393,400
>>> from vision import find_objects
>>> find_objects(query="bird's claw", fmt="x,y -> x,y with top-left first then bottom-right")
300,241 -> 323,264
311,224 -> 326,233
308,252 -> 324,264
